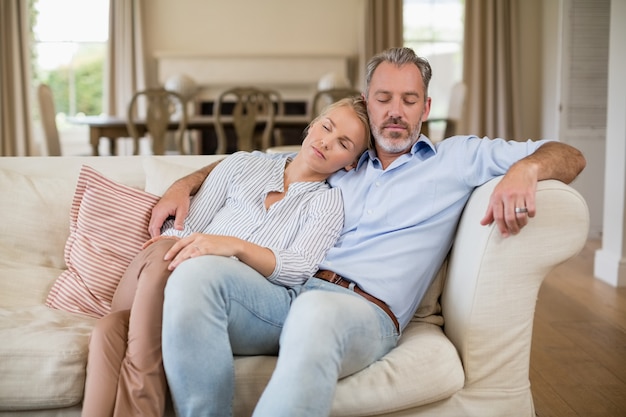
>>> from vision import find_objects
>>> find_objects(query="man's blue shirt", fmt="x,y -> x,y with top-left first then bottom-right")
319,135 -> 549,329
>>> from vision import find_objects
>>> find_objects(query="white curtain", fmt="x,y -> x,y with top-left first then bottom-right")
0,0 -> 35,156
462,0 -> 523,140
106,0 -> 146,117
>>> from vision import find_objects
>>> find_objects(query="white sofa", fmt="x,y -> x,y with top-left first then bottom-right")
0,155 -> 589,417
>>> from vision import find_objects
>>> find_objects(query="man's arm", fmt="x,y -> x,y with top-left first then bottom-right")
148,160 -> 223,237
480,141 -> 586,237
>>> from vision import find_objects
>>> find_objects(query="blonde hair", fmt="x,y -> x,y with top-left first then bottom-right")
309,96 -> 372,153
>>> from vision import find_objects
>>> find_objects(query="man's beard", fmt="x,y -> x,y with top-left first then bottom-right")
372,118 -> 422,154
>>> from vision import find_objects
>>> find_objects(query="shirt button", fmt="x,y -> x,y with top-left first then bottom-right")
375,181 -> 381,187
367,209 -> 373,215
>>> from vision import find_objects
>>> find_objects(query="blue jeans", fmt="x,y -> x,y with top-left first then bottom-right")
162,255 -> 399,417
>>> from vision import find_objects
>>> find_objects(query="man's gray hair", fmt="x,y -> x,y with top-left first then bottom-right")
365,47 -> 432,100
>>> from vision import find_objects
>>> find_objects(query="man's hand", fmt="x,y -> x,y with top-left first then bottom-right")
480,161 -> 538,238
148,184 -> 192,237
480,141 -> 586,237
147,162 -> 222,237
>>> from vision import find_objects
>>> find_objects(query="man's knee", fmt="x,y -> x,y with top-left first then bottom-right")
290,291 -> 343,322
285,290 -> 374,340
283,291 -> 349,341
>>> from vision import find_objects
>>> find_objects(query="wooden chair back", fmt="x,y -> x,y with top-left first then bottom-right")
310,88 -> 361,119
36,84 -> 62,156
126,88 -> 188,155
422,81 -> 467,141
214,87 -> 278,153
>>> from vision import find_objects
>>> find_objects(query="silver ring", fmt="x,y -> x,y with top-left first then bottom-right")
514,207 -> 528,214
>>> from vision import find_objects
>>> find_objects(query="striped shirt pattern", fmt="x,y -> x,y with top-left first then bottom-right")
162,151 -> 344,287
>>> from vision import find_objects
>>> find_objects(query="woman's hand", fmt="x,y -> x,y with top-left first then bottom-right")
162,232 -> 276,277
163,233 -> 243,271
142,235 -> 180,250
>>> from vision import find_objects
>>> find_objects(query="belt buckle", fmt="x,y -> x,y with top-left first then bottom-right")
329,273 -> 343,285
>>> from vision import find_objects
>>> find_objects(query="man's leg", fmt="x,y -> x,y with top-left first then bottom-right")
162,255 -> 298,417
253,279 -> 399,417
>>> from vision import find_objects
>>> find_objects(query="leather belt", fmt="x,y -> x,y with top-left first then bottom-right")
314,270 -> 399,331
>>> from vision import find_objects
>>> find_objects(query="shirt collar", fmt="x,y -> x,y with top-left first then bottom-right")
266,155 -> 328,194
266,156 -> 289,192
414,134 -> 437,154
356,134 -> 437,170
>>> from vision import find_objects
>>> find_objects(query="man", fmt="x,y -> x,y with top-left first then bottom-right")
155,47 -> 585,417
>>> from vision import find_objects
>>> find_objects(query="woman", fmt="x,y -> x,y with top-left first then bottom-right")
81,96 -> 370,417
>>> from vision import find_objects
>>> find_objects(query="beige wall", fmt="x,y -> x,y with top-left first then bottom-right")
140,0 -> 604,238
143,0 -> 546,139
142,0 -> 364,87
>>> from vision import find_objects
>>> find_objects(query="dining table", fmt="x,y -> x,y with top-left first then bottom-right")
68,114 -> 312,156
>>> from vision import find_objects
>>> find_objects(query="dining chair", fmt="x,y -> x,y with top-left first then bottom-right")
267,88 -> 286,147
264,87 -> 361,155
213,87 -> 278,154
309,87 -> 362,119
126,88 -> 189,155
36,84 -> 62,156
422,81 -> 467,141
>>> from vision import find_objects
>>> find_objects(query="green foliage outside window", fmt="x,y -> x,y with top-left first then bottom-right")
31,0 -> 107,117
39,45 -> 105,116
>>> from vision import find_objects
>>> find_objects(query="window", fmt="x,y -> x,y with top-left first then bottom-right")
31,0 -> 109,154
403,0 -> 464,139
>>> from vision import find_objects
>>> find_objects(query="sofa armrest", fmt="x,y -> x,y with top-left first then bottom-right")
441,178 -> 589,390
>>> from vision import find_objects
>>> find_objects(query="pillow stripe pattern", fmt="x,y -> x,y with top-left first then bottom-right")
45,165 -> 159,318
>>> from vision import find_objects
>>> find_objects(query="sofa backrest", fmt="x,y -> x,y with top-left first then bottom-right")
0,155 -> 220,308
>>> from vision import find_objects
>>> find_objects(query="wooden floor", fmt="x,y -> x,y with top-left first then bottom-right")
530,239 -> 626,417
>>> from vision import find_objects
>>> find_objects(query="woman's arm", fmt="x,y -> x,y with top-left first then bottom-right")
267,190 -> 345,286
164,189 -> 345,284
163,233 -> 277,275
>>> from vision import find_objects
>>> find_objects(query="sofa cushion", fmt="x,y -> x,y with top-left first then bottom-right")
0,167 -> 73,272
330,322 -> 464,415
411,260 -> 446,326
0,305 -> 95,410
232,322 -> 465,416
45,166 -> 159,318
143,156 -> 199,196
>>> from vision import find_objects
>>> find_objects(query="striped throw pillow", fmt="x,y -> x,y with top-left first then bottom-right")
45,165 -> 159,318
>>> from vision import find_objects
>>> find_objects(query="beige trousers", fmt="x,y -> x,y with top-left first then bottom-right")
81,238 -> 176,417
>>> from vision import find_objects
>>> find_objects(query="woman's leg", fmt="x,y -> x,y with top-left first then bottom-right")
162,255 -> 298,417
82,310 -> 130,417
111,238 -> 176,417
83,239 -> 176,417
82,239 -> 161,417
